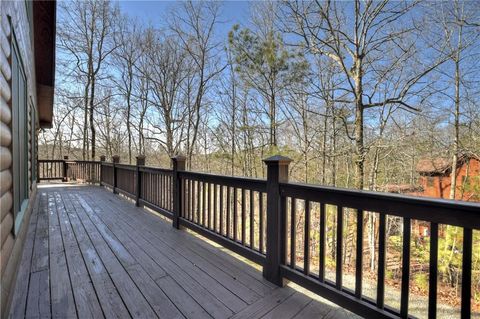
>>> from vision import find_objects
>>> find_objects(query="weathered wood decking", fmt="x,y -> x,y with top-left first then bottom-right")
9,184 -> 356,319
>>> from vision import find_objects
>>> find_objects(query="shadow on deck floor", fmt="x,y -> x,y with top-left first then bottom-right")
9,184 -> 358,319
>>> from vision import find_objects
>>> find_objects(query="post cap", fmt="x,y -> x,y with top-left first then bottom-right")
136,155 -> 146,165
171,154 -> 187,161
263,155 -> 293,165
112,155 -> 120,163
63,155 -> 69,160
100,155 -> 106,161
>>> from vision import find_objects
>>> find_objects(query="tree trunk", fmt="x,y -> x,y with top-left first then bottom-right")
89,76 -> 96,161
353,63 -> 365,190
449,31 -> 462,200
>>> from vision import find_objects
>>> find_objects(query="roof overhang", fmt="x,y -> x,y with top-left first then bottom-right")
33,1 -> 56,129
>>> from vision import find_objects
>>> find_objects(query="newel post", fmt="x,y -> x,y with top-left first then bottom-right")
135,155 -> 146,207
263,155 -> 292,286
171,155 -> 186,229
99,155 -> 106,185
63,156 -> 69,182
112,155 -> 120,194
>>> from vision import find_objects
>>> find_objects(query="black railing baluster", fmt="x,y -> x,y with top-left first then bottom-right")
461,227 -> 472,319
197,180 -> 201,224
242,188 -> 246,244
250,189 -> 254,249
162,173 -> 165,207
233,188 -> 238,241
207,183 -> 212,229
183,178 -> 190,220
428,222 -> 438,319
377,213 -> 386,309
214,184 -> 218,232
202,182 -> 206,226
190,179 -> 193,218
400,217 -> 411,317
304,200 -> 310,275
190,179 -> 193,221
259,192 -> 264,253
281,194 -> 287,266
135,156 -> 145,207
290,198 -> 296,269
355,209 -> 363,298
112,155 -> 119,194
183,178 -> 187,219
189,179 -> 195,221
220,185 -> 224,235
227,186 -> 231,238
336,206 -> 343,290
319,203 -> 326,282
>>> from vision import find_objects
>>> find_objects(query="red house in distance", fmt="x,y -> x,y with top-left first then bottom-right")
416,153 -> 480,202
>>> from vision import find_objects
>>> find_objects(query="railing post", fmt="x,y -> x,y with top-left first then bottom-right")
135,155 -> 145,207
171,155 -> 186,229
263,155 -> 292,286
112,155 -> 120,194
99,155 -> 106,185
63,156 -> 69,182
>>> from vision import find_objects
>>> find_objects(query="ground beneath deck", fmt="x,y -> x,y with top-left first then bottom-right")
9,184 -> 358,319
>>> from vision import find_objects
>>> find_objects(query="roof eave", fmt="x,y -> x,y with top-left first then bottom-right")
33,1 -> 56,129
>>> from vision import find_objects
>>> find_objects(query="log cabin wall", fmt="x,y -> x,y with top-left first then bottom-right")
0,1 -> 41,316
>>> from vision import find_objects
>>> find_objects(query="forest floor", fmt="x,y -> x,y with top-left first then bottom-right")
338,272 -> 480,319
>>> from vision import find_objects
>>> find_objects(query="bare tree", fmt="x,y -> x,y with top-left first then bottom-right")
58,0 -> 119,160
114,17 -> 143,163
432,0 -> 480,199
282,0 -> 450,189
169,1 -> 224,164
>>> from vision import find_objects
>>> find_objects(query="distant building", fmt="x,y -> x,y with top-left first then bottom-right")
381,154 -> 480,239
416,154 -> 480,202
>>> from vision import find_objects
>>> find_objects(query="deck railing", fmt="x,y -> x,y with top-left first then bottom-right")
38,157 -> 101,183
37,159 -> 66,181
37,155 -> 480,319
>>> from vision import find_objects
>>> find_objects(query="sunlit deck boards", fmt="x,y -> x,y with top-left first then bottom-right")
9,185 -> 356,319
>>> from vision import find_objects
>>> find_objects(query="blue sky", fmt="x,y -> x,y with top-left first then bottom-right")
119,1 -> 251,38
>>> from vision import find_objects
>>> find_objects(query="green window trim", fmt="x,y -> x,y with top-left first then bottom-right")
10,20 -> 30,236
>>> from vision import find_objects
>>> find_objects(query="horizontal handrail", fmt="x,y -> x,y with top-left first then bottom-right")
115,163 -> 137,171
179,170 -> 267,192
38,159 -> 64,162
281,182 -> 480,229
139,166 -> 173,174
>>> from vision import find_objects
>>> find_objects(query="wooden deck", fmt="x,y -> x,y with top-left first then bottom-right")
9,184 -> 357,319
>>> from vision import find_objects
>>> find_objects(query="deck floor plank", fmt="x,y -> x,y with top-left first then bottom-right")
67,193 -> 159,319
78,193 -> 234,319
60,191 -> 131,319
80,196 -> 211,319
81,193 -> 252,312
25,269 -> 50,318
261,292 -> 312,319
53,191 -> 104,318
10,185 -> 359,319
72,193 -> 185,319
87,190 -> 272,300
9,196 -> 40,318
25,192 -> 51,318
47,191 -> 77,318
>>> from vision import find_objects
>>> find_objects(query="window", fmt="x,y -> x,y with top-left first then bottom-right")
11,29 -> 29,234
31,102 -> 36,187
427,177 -> 434,188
